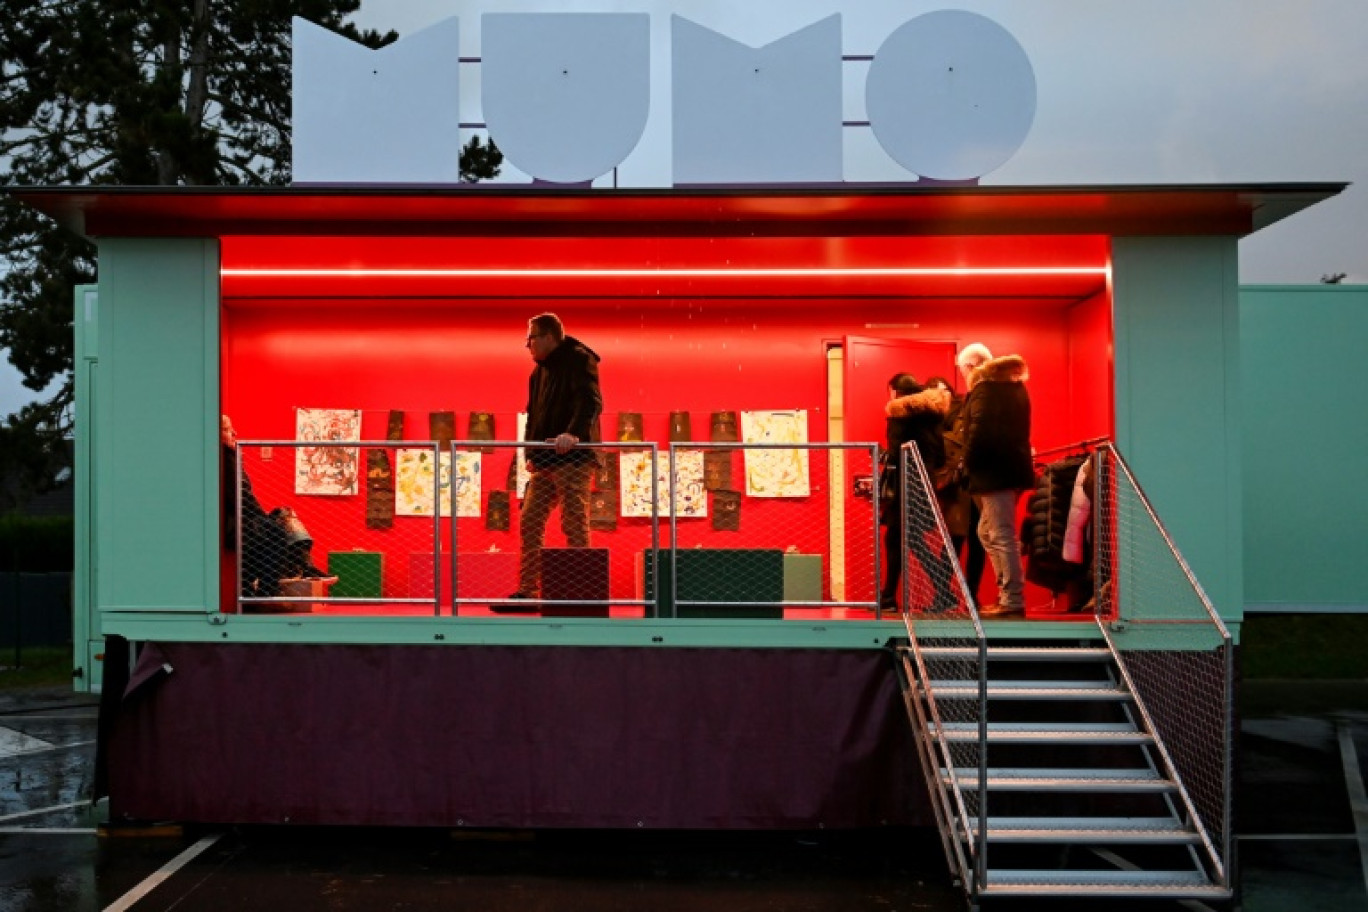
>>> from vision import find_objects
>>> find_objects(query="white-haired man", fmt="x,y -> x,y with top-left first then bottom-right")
956,343 -> 1033,616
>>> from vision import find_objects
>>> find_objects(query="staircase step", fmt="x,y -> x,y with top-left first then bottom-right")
942,767 -> 1175,792
927,679 -> 1132,700
980,869 -> 1229,899
919,646 -> 1112,663
970,816 -> 1200,844
939,721 -> 1152,744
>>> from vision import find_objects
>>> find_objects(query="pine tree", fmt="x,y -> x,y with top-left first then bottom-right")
460,135 -> 504,184
0,3 -> 501,509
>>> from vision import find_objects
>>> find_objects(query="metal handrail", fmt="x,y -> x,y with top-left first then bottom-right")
445,440 -> 660,614
1032,435 -> 1112,463
233,438 -> 883,618
233,439 -> 445,613
1098,442 -> 1231,637
1090,441 -> 1233,890
667,441 -> 883,614
895,441 -> 988,894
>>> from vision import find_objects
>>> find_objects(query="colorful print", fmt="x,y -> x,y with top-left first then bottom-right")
619,449 -> 706,518
295,408 -> 362,496
740,409 -> 810,497
396,448 -> 482,517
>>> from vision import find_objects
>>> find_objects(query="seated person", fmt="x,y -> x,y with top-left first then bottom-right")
222,416 -> 333,598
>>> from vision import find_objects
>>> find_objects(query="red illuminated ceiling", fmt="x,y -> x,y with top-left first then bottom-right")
10,182 -> 1344,302
218,234 -> 1109,300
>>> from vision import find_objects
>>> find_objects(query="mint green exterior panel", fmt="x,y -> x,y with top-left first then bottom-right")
73,285 -> 100,691
1111,237 -> 1242,622
95,239 -> 220,613
1240,285 -> 1368,612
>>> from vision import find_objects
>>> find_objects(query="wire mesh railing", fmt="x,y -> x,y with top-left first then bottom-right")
663,442 -> 878,617
449,441 -> 658,616
229,439 -> 880,619
1091,441 -> 1233,891
235,440 -> 441,613
894,440 -> 989,892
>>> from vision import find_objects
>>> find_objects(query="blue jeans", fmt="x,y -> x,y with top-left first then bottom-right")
974,490 -> 1025,610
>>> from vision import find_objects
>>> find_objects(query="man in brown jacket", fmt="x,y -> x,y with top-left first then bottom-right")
509,313 -> 604,604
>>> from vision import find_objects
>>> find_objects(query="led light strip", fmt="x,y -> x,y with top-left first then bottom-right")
223,266 -> 1108,277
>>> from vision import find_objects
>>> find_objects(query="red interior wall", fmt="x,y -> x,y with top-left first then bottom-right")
222,295 -> 1107,603
1066,289 -> 1115,445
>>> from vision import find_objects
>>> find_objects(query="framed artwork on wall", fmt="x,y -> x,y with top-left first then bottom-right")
618,449 -> 706,518
740,409 -> 810,497
294,407 -> 362,496
395,449 -> 483,517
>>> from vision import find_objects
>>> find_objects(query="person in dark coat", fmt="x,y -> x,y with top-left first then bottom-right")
511,312 -> 604,603
957,345 -> 1033,616
222,415 -> 282,598
221,415 -> 332,601
879,373 -> 956,612
926,375 -> 986,599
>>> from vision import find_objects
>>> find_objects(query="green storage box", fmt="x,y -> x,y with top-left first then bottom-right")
642,548 -> 784,619
328,550 -> 384,599
783,553 -> 823,603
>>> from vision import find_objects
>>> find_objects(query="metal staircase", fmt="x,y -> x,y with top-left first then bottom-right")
889,441 -> 1234,908
896,639 -> 1231,902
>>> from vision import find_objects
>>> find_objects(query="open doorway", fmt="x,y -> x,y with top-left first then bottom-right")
827,336 -> 957,602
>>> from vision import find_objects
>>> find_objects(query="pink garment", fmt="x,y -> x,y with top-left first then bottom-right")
1062,459 -> 1093,564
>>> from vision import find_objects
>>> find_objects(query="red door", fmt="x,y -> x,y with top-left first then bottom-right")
843,336 -> 958,449
841,336 -> 957,606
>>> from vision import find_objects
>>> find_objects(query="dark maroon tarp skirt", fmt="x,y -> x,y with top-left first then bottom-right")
106,643 -> 926,829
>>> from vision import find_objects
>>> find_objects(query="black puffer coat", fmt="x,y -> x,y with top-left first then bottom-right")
1022,456 -> 1086,592
961,354 -> 1033,494
525,334 -> 603,467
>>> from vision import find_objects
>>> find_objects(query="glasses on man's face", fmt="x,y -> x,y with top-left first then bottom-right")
525,332 -> 542,345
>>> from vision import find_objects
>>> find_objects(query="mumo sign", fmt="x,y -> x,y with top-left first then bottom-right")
292,10 -> 1036,186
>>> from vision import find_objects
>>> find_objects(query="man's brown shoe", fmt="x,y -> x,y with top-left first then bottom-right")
978,602 -> 1022,617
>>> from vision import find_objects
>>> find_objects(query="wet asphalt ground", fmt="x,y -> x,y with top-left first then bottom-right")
1,680 -> 1365,911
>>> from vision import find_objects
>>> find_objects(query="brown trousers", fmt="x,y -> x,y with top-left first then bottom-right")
518,460 -> 595,596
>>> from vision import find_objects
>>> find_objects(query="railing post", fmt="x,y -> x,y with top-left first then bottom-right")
1092,446 -> 1103,622
234,446 -> 244,614
894,442 -> 904,621
667,444 -> 676,619
445,441 -> 455,617
1223,636 -> 1234,890
976,635 -> 988,891
433,442 -> 443,616
872,442 -> 884,617
656,444 -> 670,620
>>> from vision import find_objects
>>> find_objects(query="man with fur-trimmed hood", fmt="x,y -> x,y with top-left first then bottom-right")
957,344 -> 1033,616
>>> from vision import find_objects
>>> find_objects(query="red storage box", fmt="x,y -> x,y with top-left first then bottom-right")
409,552 -> 518,604
458,551 -> 519,603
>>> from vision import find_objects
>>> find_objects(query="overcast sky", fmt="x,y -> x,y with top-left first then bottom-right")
4,0 -> 1364,416
348,0 -> 1368,284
